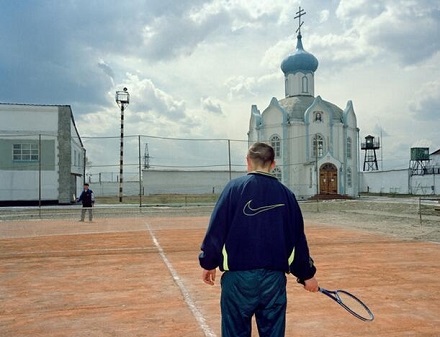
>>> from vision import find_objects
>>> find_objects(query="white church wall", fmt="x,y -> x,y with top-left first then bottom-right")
331,126 -> 344,159
288,164 -> 306,197
288,125 -> 306,162
285,72 -> 315,97
345,113 -> 357,127
292,164 -> 316,200
262,106 -> 283,129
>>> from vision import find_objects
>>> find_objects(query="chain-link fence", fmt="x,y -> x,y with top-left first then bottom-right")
83,135 -> 249,177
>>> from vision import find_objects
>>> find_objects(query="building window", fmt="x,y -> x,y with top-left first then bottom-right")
347,168 -> 352,187
272,166 -> 282,181
270,135 -> 281,158
347,137 -> 352,159
312,135 -> 324,158
301,76 -> 308,93
13,143 -> 39,161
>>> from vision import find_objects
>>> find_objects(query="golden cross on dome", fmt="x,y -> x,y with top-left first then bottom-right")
294,6 -> 306,35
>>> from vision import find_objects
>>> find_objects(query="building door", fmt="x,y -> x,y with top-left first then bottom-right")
319,163 -> 338,194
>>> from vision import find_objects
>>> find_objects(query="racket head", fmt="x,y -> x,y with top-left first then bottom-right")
320,288 -> 374,321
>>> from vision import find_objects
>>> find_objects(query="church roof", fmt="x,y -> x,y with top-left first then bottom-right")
278,96 -> 343,121
281,33 -> 318,74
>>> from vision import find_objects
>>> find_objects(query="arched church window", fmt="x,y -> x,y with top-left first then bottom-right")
312,134 -> 325,158
347,137 -> 352,159
272,166 -> 282,181
347,168 -> 352,187
301,76 -> 308,93
270,135 -> 281,158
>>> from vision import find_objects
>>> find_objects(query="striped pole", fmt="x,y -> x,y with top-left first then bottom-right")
119,105 -> 124,202
116,88 -> 129,203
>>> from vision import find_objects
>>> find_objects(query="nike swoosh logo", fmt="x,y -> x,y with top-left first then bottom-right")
243,200 -> 285,216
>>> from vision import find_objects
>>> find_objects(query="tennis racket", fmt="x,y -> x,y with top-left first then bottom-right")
318,287 -> 374,321
298,280 -> 374,321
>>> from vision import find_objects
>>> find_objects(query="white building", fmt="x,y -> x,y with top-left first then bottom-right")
430,149 -> 440,168
248,30 -> 359,199
0,103 -> 85,205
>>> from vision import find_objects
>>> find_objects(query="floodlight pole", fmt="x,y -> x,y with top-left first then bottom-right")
116,87 -> 130,203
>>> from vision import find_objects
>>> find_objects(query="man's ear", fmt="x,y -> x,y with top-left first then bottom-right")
246,156 -> 253,171
270,161 -> 276,171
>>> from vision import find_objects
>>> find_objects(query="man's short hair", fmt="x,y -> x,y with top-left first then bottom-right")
84,183 -> 89,186
247,142 -> 275,167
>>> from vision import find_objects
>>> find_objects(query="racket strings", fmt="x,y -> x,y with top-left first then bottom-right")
337,291 -> 373,320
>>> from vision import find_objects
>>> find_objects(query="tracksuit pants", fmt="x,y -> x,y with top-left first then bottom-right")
220,269 -> 287,337
80,207 -> 93,221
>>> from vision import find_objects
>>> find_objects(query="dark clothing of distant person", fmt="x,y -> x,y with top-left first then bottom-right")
77,184 -> 95,221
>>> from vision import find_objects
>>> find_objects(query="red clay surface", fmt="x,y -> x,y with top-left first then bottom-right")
0,214 -> 439,336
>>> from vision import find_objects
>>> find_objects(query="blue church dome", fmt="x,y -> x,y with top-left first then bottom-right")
281,34 -> 318,74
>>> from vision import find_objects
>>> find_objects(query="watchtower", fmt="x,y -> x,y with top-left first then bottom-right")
409,147 -> 430,175
361,135 -> 380,171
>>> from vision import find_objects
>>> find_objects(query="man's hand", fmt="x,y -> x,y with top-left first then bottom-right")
303,277 -> 319,292
202,269 -> 216,285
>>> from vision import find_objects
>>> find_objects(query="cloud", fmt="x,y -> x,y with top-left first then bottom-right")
336,0 -> 386,22
409,81 -> 440,121
333,0 -> 440,66
372,124 -> 390,137
225,73 -> 279,101
1,0 -> 439,173
319,10 -> 330,23
201,97 -> 223,114
411,139 -> 432,148
141,0 -> 283,61
98,60 -> 115,87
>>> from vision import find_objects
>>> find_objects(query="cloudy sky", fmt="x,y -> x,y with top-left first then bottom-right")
1,0 -> 439,174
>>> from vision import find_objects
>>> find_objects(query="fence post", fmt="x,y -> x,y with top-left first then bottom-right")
138,135 -> 142,208
228,139 -> 232,181
39,134 -> 42,218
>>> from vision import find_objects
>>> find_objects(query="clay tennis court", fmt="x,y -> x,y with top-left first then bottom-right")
1,200 -> 439,336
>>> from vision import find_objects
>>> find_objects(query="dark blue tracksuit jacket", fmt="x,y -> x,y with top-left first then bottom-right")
199,171 -> 316,281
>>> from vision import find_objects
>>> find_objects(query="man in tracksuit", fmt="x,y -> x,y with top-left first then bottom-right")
76,183 -> 95,222
199,142 -> 318,337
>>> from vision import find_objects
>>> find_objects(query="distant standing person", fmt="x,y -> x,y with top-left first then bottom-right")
199,142 -> 318,337
77,183 -> 95,222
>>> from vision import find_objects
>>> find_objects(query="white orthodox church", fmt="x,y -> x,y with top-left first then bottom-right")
248,24 -> 359,199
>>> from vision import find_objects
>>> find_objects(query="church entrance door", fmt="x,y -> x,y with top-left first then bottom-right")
319,163 -> 338,194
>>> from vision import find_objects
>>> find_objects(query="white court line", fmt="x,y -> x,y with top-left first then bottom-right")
146,224 -> 217,337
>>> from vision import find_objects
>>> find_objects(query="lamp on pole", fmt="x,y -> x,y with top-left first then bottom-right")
115,87 -> 129,203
